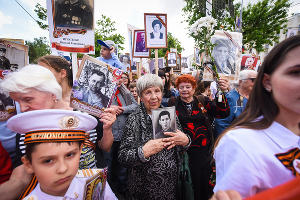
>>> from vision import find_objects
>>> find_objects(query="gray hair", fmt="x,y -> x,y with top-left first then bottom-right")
0,64 -> 62,99
239,69 -> 258,81
136,74 -> 163,97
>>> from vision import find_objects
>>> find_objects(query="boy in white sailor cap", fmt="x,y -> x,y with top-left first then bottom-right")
7,109 -> 117,200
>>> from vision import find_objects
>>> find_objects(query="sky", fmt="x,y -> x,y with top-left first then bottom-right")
0,0 -> 299,57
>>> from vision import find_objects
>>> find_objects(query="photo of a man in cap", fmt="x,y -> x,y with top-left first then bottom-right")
212,38 -> 235,75
82,68 -> 110,108
135,32 -> 147,52
96,40 -> 125,71
54,0 -> 93,29
0,48 -> 11,70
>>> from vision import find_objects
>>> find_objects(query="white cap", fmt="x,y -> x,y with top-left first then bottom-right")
7,109 -> 97,144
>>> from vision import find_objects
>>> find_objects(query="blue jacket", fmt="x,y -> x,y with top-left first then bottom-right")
214,89 -> 248,136
97,52 -> 126,71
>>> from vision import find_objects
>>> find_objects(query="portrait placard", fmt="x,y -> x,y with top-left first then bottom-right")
0,70 -> 17,121
167,52 -> 177,67
144,13 -> 167,49
182,57 -> 188,68
194,47 -> 201,66
173,55 -> 181,73
152,107 -> 176,139
132,30 -> 150,58
119,54 -> 131,72
70,55 -> 122,117
149,58 -> 165,73
46,0 -> 95,54
0,39 -> 29,71
211,30 -> 242,80
241,54 -> 261,71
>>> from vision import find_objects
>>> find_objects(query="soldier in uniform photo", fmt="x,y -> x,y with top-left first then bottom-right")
0,48 -> 11,70
54,0 -> 93,29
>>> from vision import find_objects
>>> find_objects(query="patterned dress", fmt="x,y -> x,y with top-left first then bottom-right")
118,103 -> 185,200
169,95 -> 229,200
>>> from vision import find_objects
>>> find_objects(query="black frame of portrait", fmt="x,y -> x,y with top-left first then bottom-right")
132,29 -> 151,58
144,13 -> 168,49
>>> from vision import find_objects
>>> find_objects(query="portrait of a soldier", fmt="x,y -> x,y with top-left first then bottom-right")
54,0 -> 93,29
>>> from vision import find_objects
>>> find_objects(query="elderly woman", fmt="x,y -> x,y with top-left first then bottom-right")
168,74 -> 230,200
0,64 -> 116,169
118,74 -> 190,200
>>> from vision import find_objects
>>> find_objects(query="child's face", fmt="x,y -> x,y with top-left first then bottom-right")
23,142 -> 82,196
100,46 -> 111,59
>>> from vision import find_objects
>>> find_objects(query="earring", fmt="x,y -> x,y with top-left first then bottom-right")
265,87 -> 271,92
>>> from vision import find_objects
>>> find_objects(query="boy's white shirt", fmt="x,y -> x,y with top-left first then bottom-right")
23,169 -> 117,200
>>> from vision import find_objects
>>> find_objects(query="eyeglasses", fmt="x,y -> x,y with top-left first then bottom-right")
243,78 -> 256,82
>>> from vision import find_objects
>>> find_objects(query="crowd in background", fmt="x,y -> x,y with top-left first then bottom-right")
0,35 -> 299,200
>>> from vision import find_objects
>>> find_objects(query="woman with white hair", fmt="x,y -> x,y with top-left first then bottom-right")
118,74 -> 190,200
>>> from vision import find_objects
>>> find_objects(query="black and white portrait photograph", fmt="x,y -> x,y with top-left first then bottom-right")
54,0 -> 94,29
144,13 -> 167,49
149,58 -> 165,73
194,47 -> 200,65
182,57 -> 188,68
71,55 -> 121,116
0,40 -> 29,71
0,70 -> 17,121
167,52 -> 177,67
132,30 -> 150,58
119,54 -> 131,72
152,107 -> 176,139
212,38 -> 235,75
211,30 -> 243,78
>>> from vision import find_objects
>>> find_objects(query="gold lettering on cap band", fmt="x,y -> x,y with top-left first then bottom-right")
24,130 -> 86,144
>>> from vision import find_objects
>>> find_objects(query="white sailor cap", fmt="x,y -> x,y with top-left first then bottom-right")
7,109 -> 97,144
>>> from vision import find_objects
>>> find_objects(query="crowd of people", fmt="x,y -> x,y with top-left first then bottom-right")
0,35 -> 299,200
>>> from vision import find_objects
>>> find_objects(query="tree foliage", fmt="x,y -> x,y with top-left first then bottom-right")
183,0 -> 291,54
94,15 -> 125,57
34,3 -> 48,30
241,0 -> 290,53
150,32 -> 184,58
25,37 -> 51,63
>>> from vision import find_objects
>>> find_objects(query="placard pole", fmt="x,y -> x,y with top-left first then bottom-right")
71,53 -> 78,81
155,49 -> 158,75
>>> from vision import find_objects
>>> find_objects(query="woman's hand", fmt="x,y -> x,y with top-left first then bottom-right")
162,130 -> 189,150
142,139 -> 166,158
218,78 -> 230,92
210,190 -> 242,200
99,107 -> 116,129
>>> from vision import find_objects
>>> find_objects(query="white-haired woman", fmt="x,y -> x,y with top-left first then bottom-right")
118,74 -> 190,200
1,64 -> 116,169
0,64 -> 117,199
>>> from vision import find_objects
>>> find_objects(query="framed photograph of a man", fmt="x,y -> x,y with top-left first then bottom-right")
71,55 -> 122,117
152,107 -> 176,139
144,13 -> 167,49
167,52 -> 177,67
53,0 -> 93,30
132,30 -> 150,58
